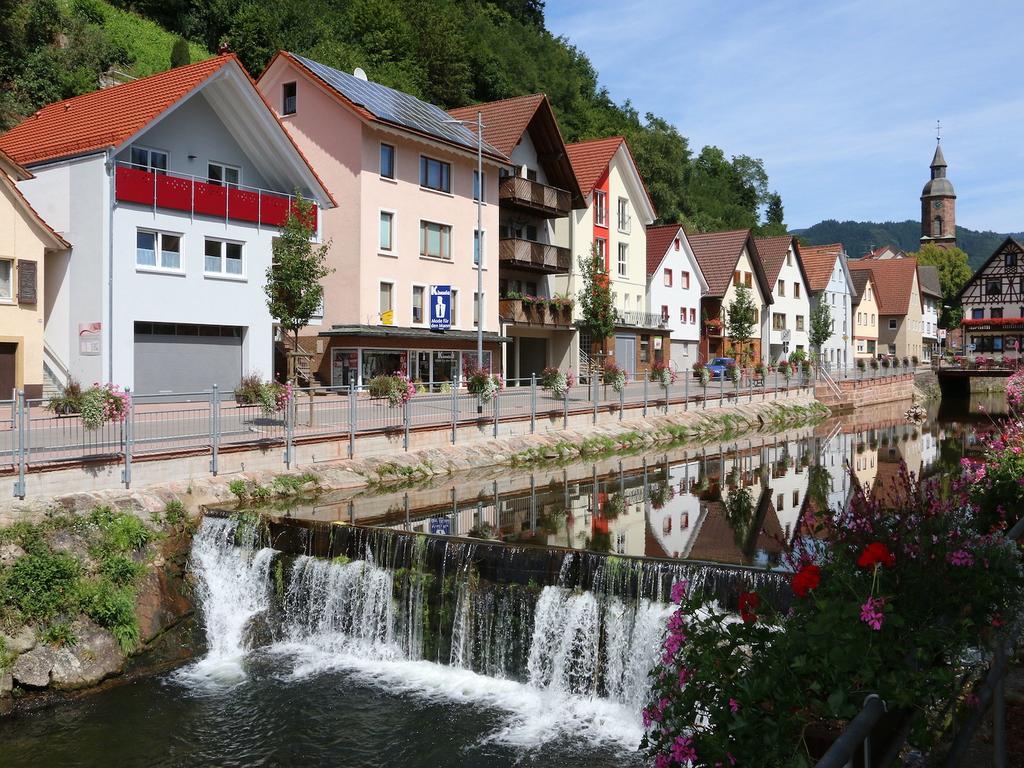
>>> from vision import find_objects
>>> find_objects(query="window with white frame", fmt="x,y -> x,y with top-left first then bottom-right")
412,286 -> 425,324
474,230 -> 483,266
617,243 -> 628,277
420,156 -> 450,193
380,143 -> 395,179
0,259 -> 11,300
681,271 -> 690,289
473,170 -> 485,203
796,315 -> 805,331
473,292 -> 480,327
679,307 -> 686,324
594,190 -> 608,226
129,146 -> 167,172
664,269 -> 672,287
450,289 -> 459,325
889,318 -> 897,330
379,282 -> 394,321
617,197 -> 630,233
379,211 -> 394,252
661,305 -> 669,322
777,280 -> 785,297
136,230 -> 181,270
689,308 -> 696,324
420,221 -> 451,259
794,282 -> 800,298
208,162 -> 240,188
204,238 -> 243,276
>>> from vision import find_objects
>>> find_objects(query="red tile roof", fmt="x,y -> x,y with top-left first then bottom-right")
447,94 -> 546,157
800,243 -> 843,293
0,56 -> 228,165
565,136 -> 624,198
686,229 -> 755,297
646,224 -> 683,276
848,258 -> 919,315
754,235 -> 796,286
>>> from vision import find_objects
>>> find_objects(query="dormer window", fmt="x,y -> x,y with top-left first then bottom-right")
1006,251 -> 1018,268
130,146 -> 167,173
282,82 -> 297,115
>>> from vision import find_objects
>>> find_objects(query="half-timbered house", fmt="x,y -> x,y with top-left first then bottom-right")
957,237 -> 1024,356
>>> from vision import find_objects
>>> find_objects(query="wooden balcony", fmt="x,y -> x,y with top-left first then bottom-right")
499,237 -> 572,274
499,176 -> 572,218
499,299 -> 575,328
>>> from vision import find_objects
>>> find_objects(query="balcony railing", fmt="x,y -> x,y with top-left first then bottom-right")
615,310 -> 667,329
499,176 -> 571,218
498,237 -> 572,273
498,298 -> 575,327
114,163 -> 316,233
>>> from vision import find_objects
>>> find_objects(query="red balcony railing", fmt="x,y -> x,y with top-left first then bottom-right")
115,163 -> 316,233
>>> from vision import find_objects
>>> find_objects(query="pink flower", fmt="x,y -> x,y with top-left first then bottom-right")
860,597 -> 885,631
678,666 -> 691,687
948,549 -> 974,567
670,580 -> 689,604
670,735 -> 697,763
654,754 -> 671,768
729,698 -> 740,713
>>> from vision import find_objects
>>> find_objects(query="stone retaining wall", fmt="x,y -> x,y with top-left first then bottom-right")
815,374 -> 915,411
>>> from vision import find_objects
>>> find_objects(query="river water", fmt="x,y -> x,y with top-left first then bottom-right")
0,396 -> 999,768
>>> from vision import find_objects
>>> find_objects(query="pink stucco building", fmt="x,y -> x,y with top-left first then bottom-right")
258,52 -> 508,388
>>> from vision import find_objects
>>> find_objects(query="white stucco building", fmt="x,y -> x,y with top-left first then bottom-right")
756,235 -> 811,362
0,54 -> 333,394
646,224 -> 708,369
800,244 -> 855,370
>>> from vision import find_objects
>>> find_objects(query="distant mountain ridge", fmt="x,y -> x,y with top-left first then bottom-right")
792,219 -> 1024,270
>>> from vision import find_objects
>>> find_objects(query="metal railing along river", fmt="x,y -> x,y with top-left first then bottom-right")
3,371 -> 824,498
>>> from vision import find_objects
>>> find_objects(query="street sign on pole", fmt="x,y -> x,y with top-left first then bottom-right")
430,285 -> 451,331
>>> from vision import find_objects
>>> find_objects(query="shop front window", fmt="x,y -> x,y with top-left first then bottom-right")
331,348 -> 359,387
433,351 -> 458,383
362,349 -> 407,382
462,350 -> 492,374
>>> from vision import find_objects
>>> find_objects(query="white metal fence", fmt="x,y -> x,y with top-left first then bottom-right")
1,367 -> 906,499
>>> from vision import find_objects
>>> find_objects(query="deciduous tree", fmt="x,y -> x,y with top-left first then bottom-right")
724,283 -> 757,363
577,244 -> 615,363
809,300 -> 833,365
908,243 -> 972,328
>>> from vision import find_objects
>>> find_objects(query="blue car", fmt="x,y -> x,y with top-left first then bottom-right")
704,357 -> 735,380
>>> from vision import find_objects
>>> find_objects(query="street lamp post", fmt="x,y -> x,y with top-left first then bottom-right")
444,112 -> 485,375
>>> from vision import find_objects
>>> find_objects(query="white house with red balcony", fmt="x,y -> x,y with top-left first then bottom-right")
0,54 -> 333,394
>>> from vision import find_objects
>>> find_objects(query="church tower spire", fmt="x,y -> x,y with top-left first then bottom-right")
921,122 -> 956,249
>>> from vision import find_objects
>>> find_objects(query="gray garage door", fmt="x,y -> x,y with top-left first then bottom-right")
134,323 -> 243,395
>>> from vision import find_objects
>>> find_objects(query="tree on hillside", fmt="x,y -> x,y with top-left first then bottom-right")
576,244 -> 616,364
908,243 -> 973,328
757,192 -> 787,237
724,284 -> 757,364
809,300 -> 833,367
170,37 -> 190,67
265,194 -> 333,383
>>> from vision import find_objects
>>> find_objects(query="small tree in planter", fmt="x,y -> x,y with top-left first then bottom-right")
881,356 -> 891,370
870,357 -> 879,371
264,194 -> 333,385
724,284 -> 757,365
577,244 -> 616,363
809,300 -> 833,374
367,373 -> 416,407
911,355 -> 919,367
856,358 -> 866,376
901,356 -> 910,369
465,367 -> 504,403
649,360 -> 677,387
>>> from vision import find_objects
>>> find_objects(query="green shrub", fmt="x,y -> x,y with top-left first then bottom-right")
228,479 -> 249,500
90,508 -> 149,553
81,580 -> 139,652
99,553 -> 144,587
2,551 -> 81,622
40,622 -> 77,648
163,499 -> 186,527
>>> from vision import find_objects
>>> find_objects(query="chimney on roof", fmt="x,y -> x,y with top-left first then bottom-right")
218,41 -> 231,55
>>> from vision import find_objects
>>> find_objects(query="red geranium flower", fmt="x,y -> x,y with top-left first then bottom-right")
739,592 -> 760,623
791,564 -> 821,598
857,542 -> 896,569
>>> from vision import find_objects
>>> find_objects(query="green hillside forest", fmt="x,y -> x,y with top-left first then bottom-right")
0,0 -> 786,237
795,219 -> 1022,270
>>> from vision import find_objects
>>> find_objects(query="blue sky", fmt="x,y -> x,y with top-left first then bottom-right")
546,0 -> 1024,233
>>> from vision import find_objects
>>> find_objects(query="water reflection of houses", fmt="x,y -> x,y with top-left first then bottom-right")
267,412 -> 941,567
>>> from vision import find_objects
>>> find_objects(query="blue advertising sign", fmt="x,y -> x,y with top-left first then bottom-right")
430,285 -> 451,331
429,517 -> 451,535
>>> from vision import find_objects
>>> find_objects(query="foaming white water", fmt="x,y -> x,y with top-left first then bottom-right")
177,517 -> 275,686
267,641 -> 646,751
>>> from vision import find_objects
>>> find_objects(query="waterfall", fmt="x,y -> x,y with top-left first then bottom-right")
180,516 -> 275,684
185,518 -> 692,750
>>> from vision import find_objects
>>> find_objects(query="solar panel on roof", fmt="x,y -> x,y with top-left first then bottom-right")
292,54 -> 504,158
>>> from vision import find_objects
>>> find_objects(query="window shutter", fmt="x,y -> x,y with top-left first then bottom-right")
17,260 -> 37,304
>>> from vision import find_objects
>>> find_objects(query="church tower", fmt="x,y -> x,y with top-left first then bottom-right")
920,131 -> 956,248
